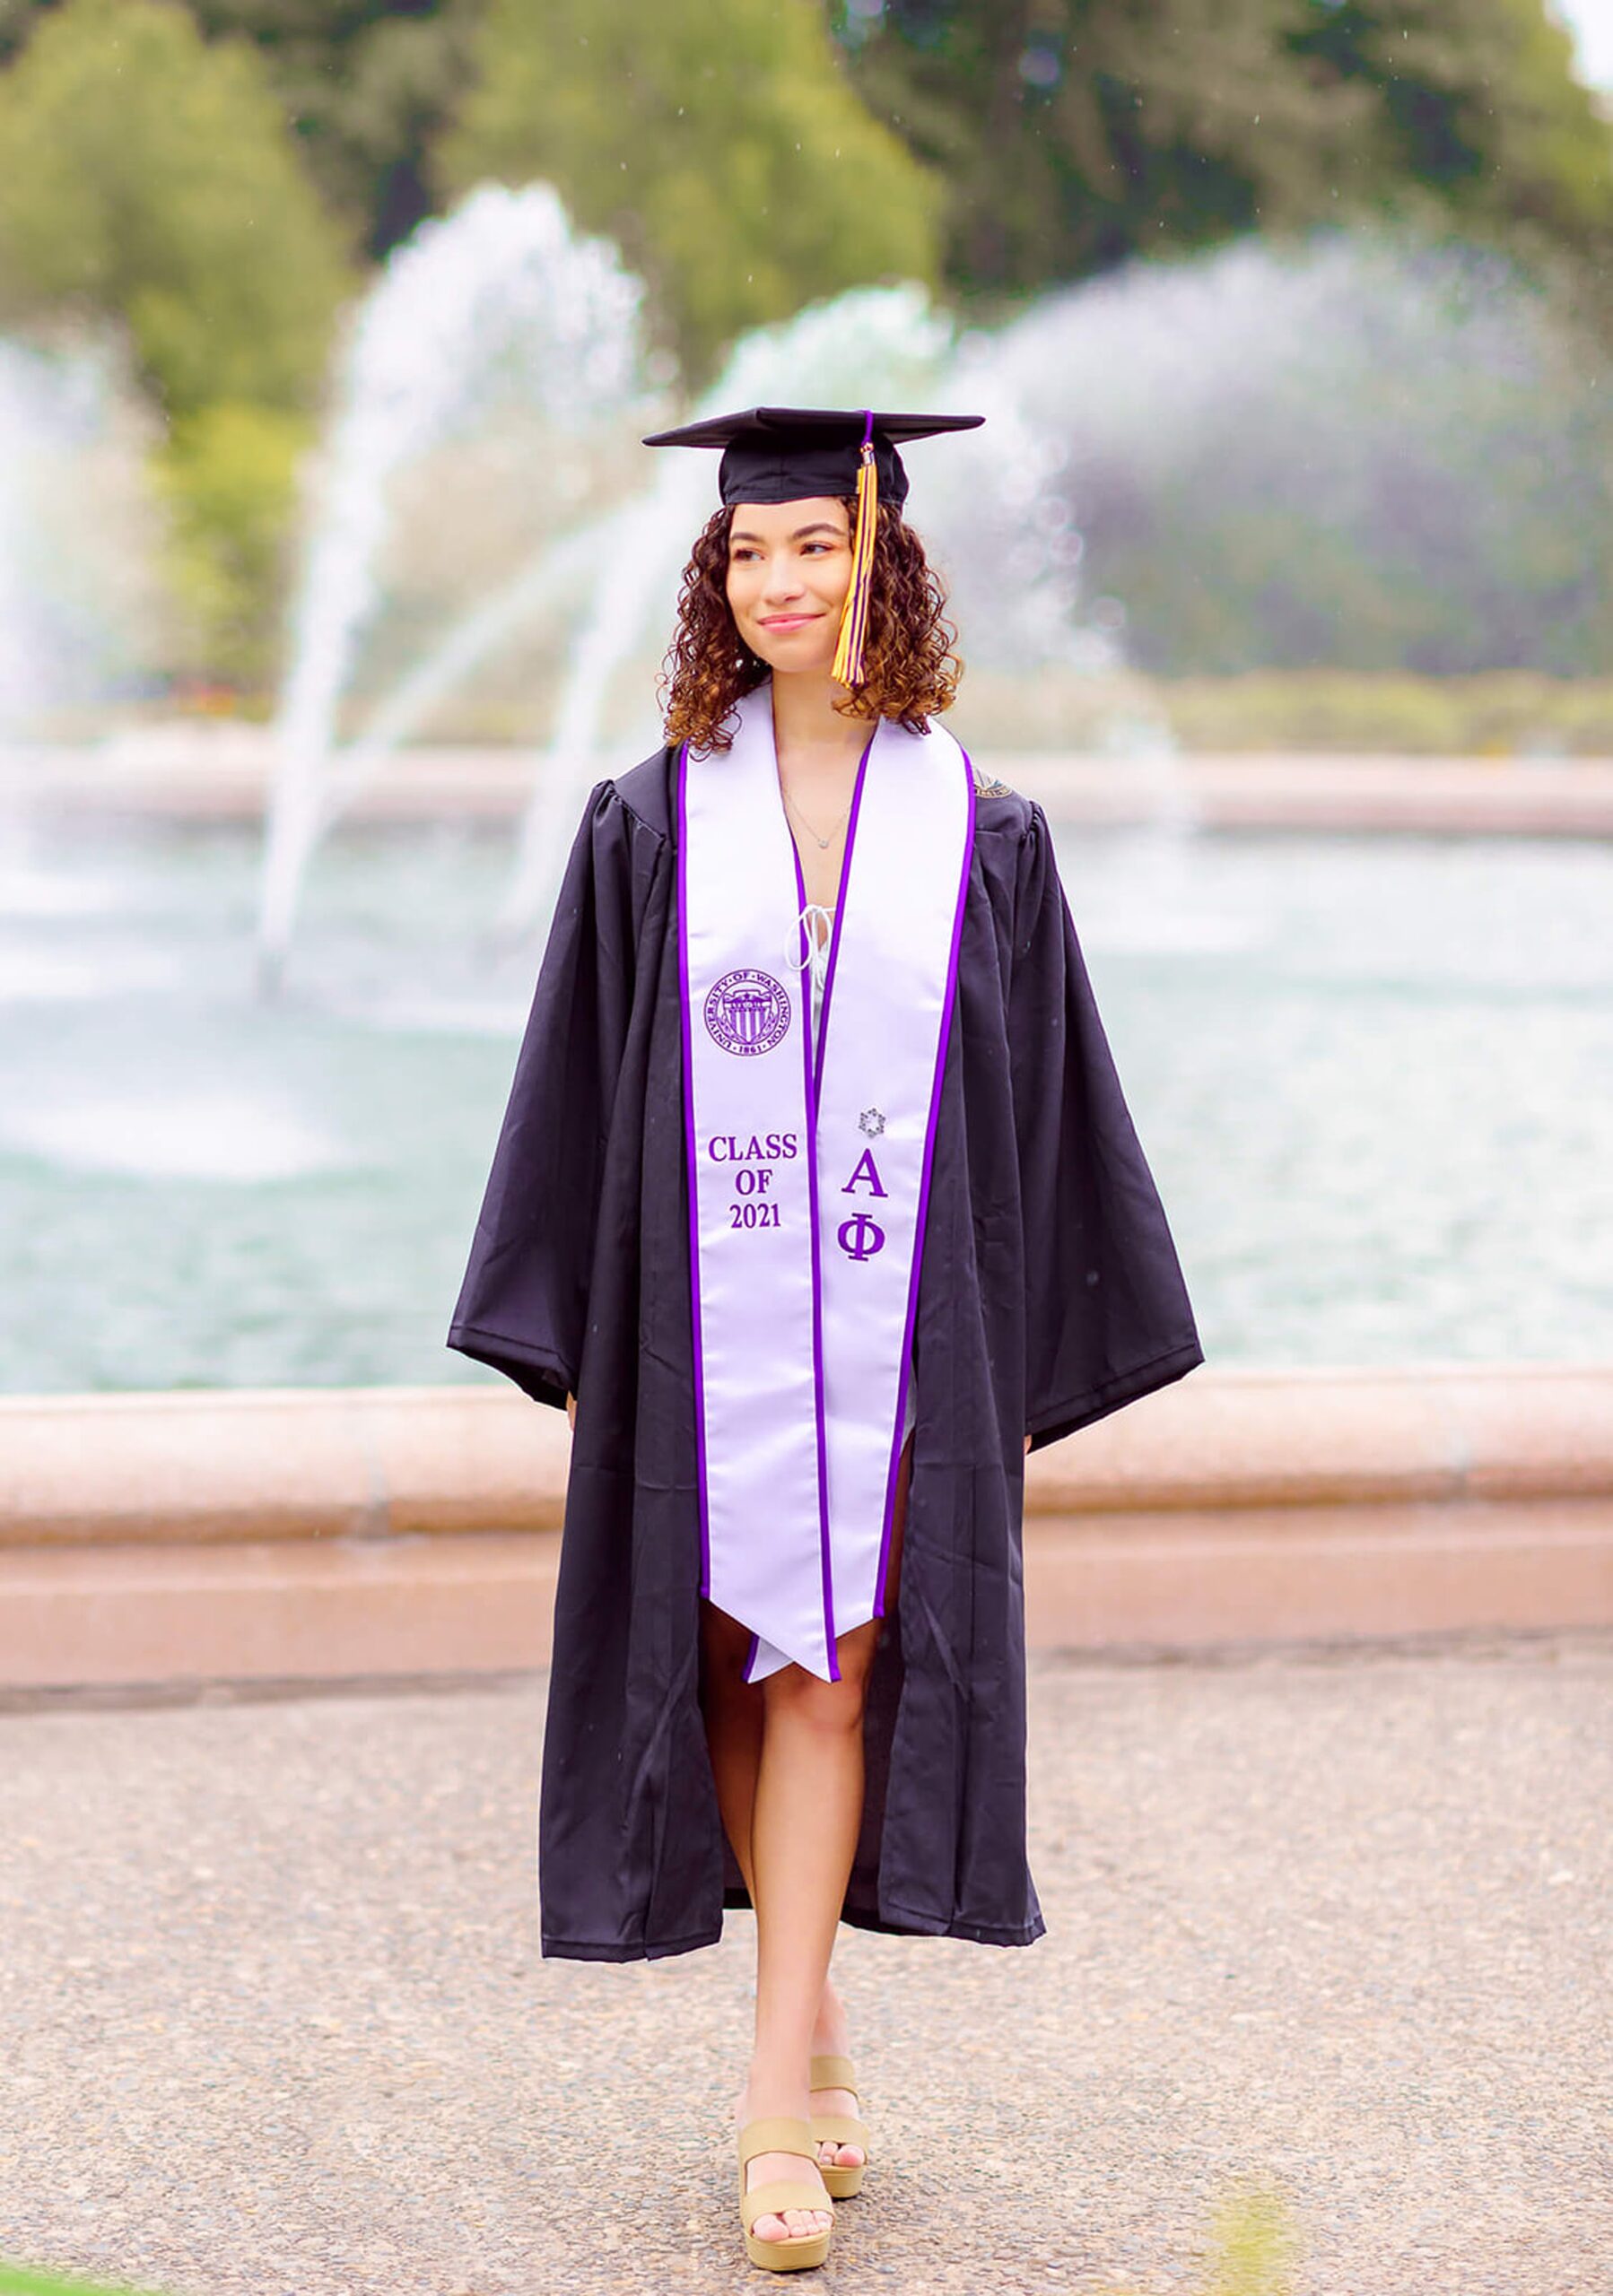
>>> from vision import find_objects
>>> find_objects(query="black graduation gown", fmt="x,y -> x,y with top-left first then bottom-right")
447,745 -> 1201,1961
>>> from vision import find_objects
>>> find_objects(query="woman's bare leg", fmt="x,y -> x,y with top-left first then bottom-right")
737,1614 -> 876,2242
808,1430 -> 913,2159
700,1437 -> 913,2243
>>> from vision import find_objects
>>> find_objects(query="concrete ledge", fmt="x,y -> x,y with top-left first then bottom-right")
5,1365 -> 1610,1546
1,1367 -> 1610,1686
0,1532 -> 557,1689
8,744 -> 1613,837
0,1383 -> 570,1545
1014,753 -> 1613,838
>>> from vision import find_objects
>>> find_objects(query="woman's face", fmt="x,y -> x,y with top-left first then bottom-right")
724,497 -> 852,675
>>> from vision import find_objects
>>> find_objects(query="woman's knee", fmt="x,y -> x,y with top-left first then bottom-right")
765,1629 -> 876,1734
766,1673 -> 863,1739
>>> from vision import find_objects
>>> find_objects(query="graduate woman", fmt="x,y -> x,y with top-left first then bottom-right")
449,408 -> 1200,2272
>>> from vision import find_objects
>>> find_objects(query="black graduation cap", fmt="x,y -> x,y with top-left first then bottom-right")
643,406 -> 984,685
641,404 -> 984,510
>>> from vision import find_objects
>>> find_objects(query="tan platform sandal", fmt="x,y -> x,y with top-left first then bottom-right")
737,2115 -> 833,2273
809,2054 -> 870,2200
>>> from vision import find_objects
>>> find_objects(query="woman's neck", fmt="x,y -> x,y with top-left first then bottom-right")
769,668 -> 867,775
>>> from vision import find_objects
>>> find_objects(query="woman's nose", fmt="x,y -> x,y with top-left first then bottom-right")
762,555 -> 806,602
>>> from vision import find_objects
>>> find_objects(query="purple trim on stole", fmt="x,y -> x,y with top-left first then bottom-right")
794,839 -> 841,1681
812,737 -> 873,1096
873,739 -> 977,1616
675,744 -> 713,1598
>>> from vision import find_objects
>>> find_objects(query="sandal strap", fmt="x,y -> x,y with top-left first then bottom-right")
808,2054 -> 858,2095
737,2115 -> 815,2169
809,2111 -> 868,2151
741,2179 -> 831,2233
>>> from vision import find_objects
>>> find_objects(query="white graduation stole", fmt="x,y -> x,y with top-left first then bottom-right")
677,686 -> 974,1682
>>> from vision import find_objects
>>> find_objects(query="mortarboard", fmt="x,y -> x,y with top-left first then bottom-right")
643,405 -> 983,688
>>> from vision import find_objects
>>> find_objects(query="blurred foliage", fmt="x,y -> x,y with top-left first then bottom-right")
838,0 -> 1613,304
1157,669 -> 1613,753
1078,418 -> 1613,678
1013,234 -> 1613,677
0,1 -> 1608,358
0,2266 -> 165,2296
152,401 -> 309,687
0,0 -> 1609,691
0,0 -> 349,418
955,665 -> 1613,752
0,1 -> 476,260
1288,2 -> 1613,252
1092,2179 -> 1298,2296
177,1 -> 478,259
437,0 -> 942,381
0,0 -> 348,696
1200,2180 -> 1299,2296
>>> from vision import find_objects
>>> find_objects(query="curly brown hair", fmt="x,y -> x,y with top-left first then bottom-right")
659,498 -> 962,752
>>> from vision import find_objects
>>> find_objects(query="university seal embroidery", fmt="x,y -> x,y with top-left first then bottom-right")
703,968 -> 792,1057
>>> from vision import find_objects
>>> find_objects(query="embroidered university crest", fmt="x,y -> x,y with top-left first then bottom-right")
703,967 -> 792,1057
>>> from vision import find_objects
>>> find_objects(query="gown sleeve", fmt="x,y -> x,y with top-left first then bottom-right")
446,779 -> 642,1408
1007,801 -> 1203,1450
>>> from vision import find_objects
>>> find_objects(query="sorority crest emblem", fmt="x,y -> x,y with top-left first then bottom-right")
704,968 -> 792,1057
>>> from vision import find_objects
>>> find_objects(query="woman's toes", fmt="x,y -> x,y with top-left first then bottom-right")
781,2208 -> 830,2237
752,2206 -> 829,2242
817,2138 -> 864,2168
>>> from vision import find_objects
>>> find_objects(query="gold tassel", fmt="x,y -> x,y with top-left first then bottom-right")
832,413 -> 878,690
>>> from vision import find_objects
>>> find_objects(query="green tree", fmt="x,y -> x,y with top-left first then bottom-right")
153,401 -> 310,689
0,0 -> 348,417
845,0 -> 1348,291
840,0 -> 1613,301
0,2 -> 477,260
439,0 -> 942,380
1288,0 -> 1613,253
178,2 -> 478,258
0,0 -> 351,690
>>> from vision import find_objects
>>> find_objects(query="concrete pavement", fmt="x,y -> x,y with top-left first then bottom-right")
1,1636 -> 1609,2294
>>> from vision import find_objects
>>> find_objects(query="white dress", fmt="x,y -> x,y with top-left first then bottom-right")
806,916 -> 919,1452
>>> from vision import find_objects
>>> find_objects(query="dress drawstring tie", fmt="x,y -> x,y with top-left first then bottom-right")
791,902 -> 835,998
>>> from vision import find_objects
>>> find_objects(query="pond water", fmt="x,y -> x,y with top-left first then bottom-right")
1,808 -> 1609,1394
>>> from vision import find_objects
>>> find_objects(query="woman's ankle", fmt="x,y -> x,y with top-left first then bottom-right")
809,1989 -> 850,2060
741,2055 -> 812,2115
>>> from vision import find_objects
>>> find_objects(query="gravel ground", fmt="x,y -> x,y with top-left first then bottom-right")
0,1636 -> 1609,2296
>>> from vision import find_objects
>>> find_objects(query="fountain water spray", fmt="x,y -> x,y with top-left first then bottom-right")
0,345 -> 46,746
487,282 -> 972,944
0,340 -> 106,746
484,277 -> 1127,944
258,183 -> 650,988
259,234 -> 1118,972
